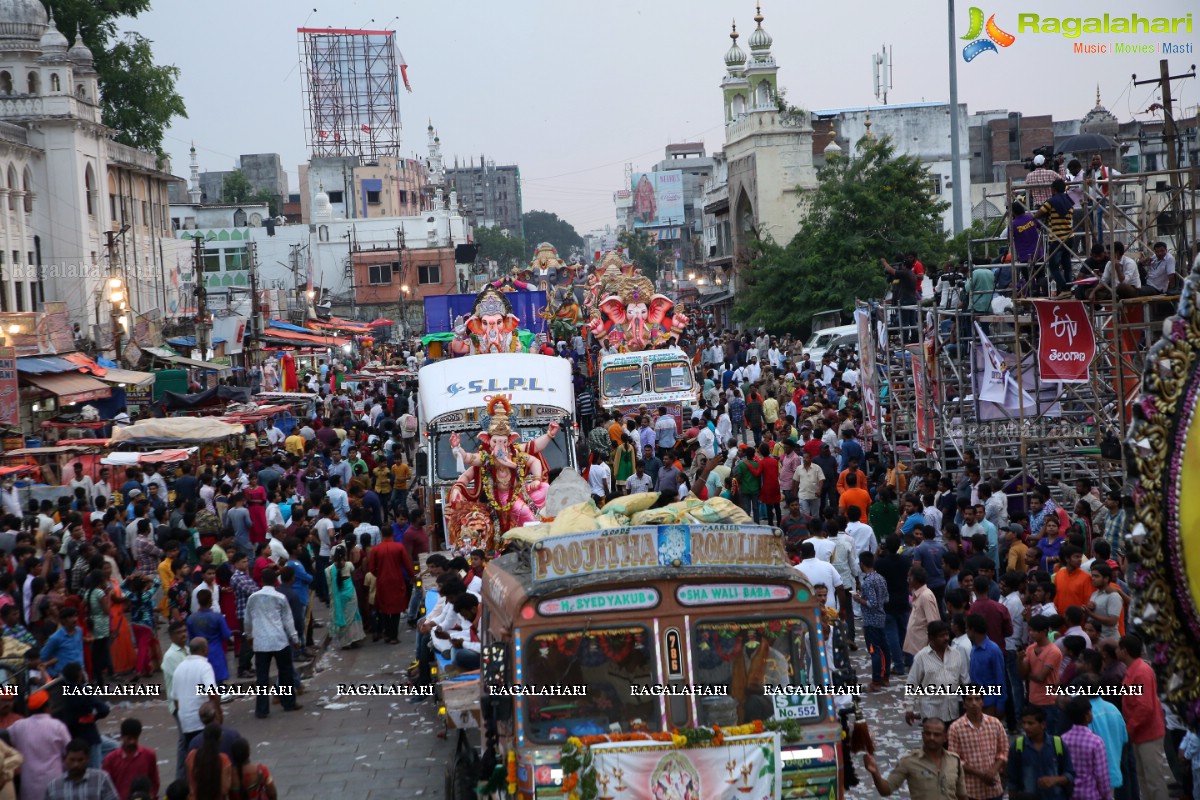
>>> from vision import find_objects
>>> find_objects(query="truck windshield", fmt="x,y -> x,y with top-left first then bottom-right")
432,427 -> 573,482
523,626 -> 661,744
601,364 -> 643,398
651,360 -> 693,393
690,617 -> 824,725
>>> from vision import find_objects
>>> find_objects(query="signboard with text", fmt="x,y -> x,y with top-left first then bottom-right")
0,347 -> 17,426
531,525 -> 786,582
631,170 -> 684,229
1033,300 -> 1095,383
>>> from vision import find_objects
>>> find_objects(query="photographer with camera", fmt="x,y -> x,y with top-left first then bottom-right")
1025,150 -> 1064,208
880,255 -> 920,343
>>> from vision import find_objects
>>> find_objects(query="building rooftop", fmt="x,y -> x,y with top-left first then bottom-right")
813,101 -> 952,117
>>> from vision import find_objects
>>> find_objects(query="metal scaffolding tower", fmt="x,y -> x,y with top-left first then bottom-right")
878,165 -> 1198,509
299,28 -> 403,161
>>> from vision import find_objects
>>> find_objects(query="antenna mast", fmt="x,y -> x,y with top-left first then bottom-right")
872,44 -> 893,105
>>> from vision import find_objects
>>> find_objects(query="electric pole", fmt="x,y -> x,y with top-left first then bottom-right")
247,240 -> 260,372
193,235 -> 208,363
1134,59 -> 1196,263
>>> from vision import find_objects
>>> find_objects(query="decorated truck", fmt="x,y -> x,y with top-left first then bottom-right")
442,521 -> 847,800
596,346 -> 698,432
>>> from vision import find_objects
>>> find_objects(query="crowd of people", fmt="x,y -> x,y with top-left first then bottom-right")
578,327 -> 1182,800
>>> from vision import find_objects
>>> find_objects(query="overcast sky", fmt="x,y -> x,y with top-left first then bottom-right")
130,0 -> 1195,235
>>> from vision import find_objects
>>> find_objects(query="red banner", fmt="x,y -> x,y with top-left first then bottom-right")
1033,300 -> 1096,383
908,345 -> 935,455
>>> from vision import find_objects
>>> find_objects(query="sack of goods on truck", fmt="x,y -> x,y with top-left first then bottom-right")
537,494 -> 753,537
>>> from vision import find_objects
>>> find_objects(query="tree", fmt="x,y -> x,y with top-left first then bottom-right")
220,170 -> 254,204
473,226 -> 527,269
521,210 -> 583,255
617,229 -> 664,283
734,136 -> 954,333
49,1 -> 187,158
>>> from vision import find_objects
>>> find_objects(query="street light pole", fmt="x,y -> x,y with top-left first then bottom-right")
947,0 -> 965,235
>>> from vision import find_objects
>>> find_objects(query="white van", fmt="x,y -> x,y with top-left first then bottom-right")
803,324 -> 857,362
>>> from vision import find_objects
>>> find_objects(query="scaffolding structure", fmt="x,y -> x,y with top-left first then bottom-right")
874,166 -> 1198,508
298,28 -> 402,161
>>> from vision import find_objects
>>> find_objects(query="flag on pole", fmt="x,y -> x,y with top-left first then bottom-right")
361,124 -> 372,133
397,48 -> 412,92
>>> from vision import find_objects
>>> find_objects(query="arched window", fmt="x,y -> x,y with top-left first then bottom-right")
49,73 -> 60,93
26,72 -> 38,95
731,93 -> 746,118
0,72 -> 11,96
6,166 -> 15,212
318,225 -> 329,242
22,168 -> 31,214
84,164 -> 96,216
233,208 -> 247,228
76,84 -> 85,99
756,80 -> 770,108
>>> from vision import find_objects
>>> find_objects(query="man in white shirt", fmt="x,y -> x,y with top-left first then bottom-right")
802,523 -> 837,563
795,541 -> 841,611
745,358 -> 761,385
844,506 -> 876,556
1098,241 -> 1141,296
842,366 -> 859,388
66,463 -> 94,500
244,569 -> 303,717
171,637 -> 219,773
821,358 -> 838,385
314,502 -> 337,603
625,462 -> 654,495
921,495 -> 943,537
1088,153 -> 1120,245
1141,241 -> 1176,294
587,459 -> 611,503
144,464 -> 168,497
696,423 -> 716,460
0,478 -> 20,519
265,419 -> 286,447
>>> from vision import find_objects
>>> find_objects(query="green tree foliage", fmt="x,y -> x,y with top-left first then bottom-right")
49,1 -> 187,158
220,170 -> 254,204
474,226 -> 527,268
520,210 -> 583,256
250,188 -> 279,217
734,136 -> 953,333
617,228 -> 664,283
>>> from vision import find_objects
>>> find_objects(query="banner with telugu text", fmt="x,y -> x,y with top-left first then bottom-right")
590,733 -> 782,800
1032,300 -> 1095,383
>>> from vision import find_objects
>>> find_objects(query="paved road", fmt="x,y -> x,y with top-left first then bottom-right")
97,617 -> 453,800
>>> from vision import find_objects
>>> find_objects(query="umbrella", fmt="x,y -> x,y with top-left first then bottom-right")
367,318 -> 394,328
1057,133 -> 1117,154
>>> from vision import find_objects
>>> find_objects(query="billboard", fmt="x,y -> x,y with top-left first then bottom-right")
632,170 -> 685,229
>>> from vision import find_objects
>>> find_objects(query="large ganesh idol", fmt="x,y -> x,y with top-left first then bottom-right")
446,396 -> 560,534
450,285 -> 531,356
587,273 -> 688,351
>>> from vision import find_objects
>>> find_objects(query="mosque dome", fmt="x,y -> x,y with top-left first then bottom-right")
724,22 -> 746,68
1080,86 -> 1119,137
68,33 -> 93,65
313,187 -> 333,221
0,0 -> 47,46
747,4 -> 772,51
37,12 -> 67,60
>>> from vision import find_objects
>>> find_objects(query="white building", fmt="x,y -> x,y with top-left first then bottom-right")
700,8 -> 818,289
0,0 -> 180,345
811,102 -> 971,234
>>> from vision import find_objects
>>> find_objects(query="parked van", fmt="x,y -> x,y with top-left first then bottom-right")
803,324 -> 857,362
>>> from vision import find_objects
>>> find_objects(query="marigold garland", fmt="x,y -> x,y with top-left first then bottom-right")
479,450 -> 530,515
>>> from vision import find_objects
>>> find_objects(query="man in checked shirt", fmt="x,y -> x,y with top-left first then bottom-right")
947,688 -> 1008,800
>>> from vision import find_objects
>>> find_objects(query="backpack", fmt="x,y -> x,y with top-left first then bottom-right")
195,509 -> 222,537
1013,734 -> 1067,789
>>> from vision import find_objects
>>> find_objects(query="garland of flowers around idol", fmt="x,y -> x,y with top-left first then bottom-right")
559,720 -> 809,800
478,449 -> 530,516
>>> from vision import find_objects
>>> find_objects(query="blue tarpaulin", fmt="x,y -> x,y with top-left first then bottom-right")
422,291 -> 547,336
166,336 -> 227,348
267,320 -> 312,334
16,356 -> 80,375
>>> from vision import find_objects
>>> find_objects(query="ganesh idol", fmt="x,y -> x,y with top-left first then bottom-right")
449,286 -> 529,356
586,274 -> 688,351
446,396 -> 560,532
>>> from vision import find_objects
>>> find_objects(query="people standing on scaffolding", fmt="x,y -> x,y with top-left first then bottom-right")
1090,241 -> 1140,301
1034,179 -> 1076,298
880,256 -> 920,344
1088,153 -> 1121,245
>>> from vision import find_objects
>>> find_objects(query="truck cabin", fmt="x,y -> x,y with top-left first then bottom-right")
477,525 -> 843,798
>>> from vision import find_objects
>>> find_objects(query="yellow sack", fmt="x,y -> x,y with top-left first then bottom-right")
595,514 -> 625,529
695,496 -> 753,525
548,501 -> 603,535
631,507 -> 687,526
602,492 -> 660,518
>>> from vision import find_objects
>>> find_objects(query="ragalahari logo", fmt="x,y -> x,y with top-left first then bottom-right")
962,7 -> 1016,61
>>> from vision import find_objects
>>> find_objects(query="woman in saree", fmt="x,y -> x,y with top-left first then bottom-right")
245,473 -> 269,544
102,560 -> 137,676
325,545 -> 365,650
610,433 -> 636,490
121,572 -> 162,678
351,533 -> 374,639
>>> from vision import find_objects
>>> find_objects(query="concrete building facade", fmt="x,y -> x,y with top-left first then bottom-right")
0,0 -> 181,348
445,157 -> 522,237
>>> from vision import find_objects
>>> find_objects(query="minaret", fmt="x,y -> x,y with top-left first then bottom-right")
188,143 -> 202,204
427,122 -> 445,186
721,19 -> 749,123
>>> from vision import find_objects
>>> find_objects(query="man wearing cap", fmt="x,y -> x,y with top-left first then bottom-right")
8,689 -> 68,800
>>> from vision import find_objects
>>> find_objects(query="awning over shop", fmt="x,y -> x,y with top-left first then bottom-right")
22,372 -> 113,405
109,417 -> 244,445
257,328 -> 350,347
145,348 -> 233,376
165,336 -> 227,348
697,289 -> 735,307
100,448 -> 197,466
308,317 -> 373,334
16,356 -> 83,375
95,368 -> 155,388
